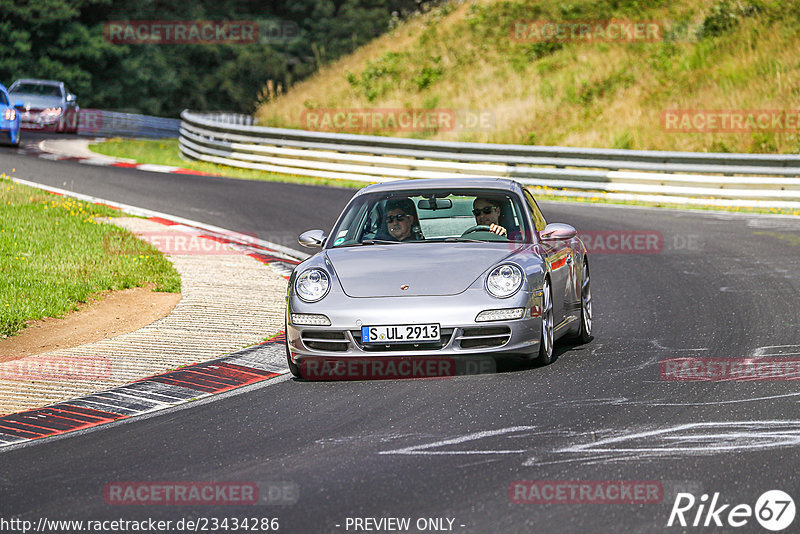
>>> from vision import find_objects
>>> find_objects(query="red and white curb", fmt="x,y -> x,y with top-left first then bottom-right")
0,336 -> 288,448
0,180 -> 308,449
17,139 -> 219,178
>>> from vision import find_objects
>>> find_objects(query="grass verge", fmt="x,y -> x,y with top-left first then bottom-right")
255,0 -> 800,154
0,172 -> 181,338
91,138 -> 800,216
88,138 -> 367,189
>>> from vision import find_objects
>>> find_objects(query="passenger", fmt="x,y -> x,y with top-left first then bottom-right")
472,197 -> 507,237
384,198 -> 424,242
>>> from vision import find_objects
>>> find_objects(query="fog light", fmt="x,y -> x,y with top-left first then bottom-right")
291,313 -> 331,326
475,308 -> 525,322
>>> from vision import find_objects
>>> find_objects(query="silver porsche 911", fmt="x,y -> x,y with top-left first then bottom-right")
285,178 -> 592,379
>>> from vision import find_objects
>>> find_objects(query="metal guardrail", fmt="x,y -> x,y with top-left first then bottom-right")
77,109 -> 181,138
179,110 -> 800,208
196,112 -> 257,126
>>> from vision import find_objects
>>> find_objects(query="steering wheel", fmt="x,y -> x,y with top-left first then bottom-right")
461,225 -> 509,242
461,225 -> 494,236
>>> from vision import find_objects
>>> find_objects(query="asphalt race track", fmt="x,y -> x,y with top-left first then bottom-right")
2,135 -> 800,533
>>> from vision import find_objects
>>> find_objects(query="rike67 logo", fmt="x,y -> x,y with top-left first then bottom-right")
668,490 -> 795,531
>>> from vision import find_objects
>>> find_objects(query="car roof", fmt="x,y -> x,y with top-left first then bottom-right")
356,177 -> 525,196
10,79 -> 64,87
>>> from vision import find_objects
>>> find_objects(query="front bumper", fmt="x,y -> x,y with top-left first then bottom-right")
20,111 -> 60,130
0,122 -> 20,144
287,288 -> 543,362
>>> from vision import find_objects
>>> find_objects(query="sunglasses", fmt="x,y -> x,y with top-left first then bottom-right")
386,214 -> 410,223
472,206 -> 497,216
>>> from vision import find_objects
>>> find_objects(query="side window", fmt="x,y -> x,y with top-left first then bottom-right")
523,190 -> 547,232
330,200 -> 370,246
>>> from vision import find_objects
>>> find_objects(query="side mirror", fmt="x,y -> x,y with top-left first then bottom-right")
13,101 -> 23,109
540,223 -> 577,241
298,229 -> 326,248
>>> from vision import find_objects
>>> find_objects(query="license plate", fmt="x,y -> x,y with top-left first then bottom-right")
361,324 -> 440,344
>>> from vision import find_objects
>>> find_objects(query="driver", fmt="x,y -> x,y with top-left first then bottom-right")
472,197 -> 507,237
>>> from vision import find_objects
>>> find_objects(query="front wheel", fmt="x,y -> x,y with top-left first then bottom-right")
535,277 -> 554,365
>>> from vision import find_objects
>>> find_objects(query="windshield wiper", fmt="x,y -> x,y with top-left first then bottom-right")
443,237 -> 483,243
360,239 -> 400,245
336,239 -> 400,248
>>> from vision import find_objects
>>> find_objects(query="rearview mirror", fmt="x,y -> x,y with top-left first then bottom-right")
298,229 -> 327,248
418,198 -> 452,210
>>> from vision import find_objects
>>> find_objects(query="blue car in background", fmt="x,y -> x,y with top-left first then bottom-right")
0,84 -> 22,146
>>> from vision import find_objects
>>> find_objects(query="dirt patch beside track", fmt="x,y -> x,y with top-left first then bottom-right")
0,286 -> 180,361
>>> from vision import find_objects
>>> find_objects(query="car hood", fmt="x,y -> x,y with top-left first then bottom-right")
11,95 -> 63,110
326,243 -> 515,297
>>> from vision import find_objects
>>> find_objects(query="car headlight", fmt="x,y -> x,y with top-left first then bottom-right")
295,268 -> 331,302
3,108 -> 15,121
485,264 -> 523,298
42,107 -> 62,117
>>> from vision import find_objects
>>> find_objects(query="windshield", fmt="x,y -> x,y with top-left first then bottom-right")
10,83 -> 62,98
0,91 -> 7,106
328,188 -> 531,247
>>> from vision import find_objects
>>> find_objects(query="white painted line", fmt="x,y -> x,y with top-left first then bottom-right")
754,344 -> 800,356
558,420 -> 800,454
137,164 -> 182,173
378,426 -> 536,455
645,392 -> 800,406
80,158 -> 120,166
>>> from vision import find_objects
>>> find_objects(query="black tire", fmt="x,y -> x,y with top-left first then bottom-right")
535,277 -> 555,365
572,259 -> 592,344
285,320 -> 302,378
286,342 -> 302,378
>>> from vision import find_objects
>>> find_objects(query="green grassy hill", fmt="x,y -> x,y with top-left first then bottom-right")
255,0 -> 800,153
